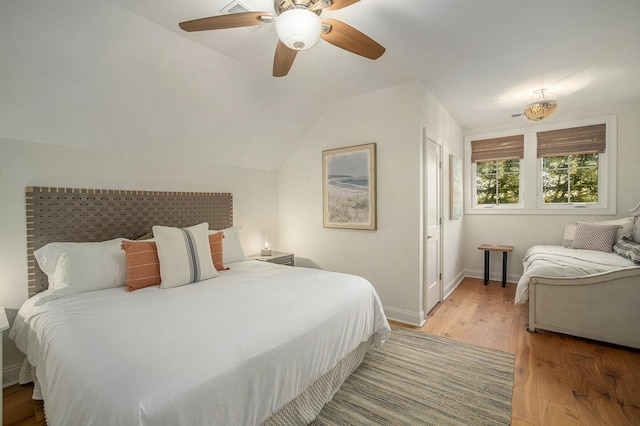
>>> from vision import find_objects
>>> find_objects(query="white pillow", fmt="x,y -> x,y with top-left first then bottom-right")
562,216 -> 635,247
33,238 -> 128,296
211,226 -> 248,264
153,223 -> 218,289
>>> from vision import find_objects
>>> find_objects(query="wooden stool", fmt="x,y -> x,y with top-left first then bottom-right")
478,244 -> 514,287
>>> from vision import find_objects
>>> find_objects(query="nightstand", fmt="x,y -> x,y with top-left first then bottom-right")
249,251 -> 294,266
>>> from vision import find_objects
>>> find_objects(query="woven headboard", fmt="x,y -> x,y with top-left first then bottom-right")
26,187 -> 233,297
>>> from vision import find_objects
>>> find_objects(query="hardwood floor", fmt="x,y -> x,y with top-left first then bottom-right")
393,277 -> 640,426
4,277 -> 640,425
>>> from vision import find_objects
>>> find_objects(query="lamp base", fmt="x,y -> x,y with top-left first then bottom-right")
261,248 -> 272,256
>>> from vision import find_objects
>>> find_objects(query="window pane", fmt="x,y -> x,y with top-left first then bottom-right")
475,160 -> 519,205
543,168 -> 569,203
498,172 -> 519,204
542,154 -> 598,204
501,159 -> 520,173
543,156 -> 568,169
570,167 -> 598,202
477,161 -> 496,175
476,175 -> 496,204
571,153 -> 598,168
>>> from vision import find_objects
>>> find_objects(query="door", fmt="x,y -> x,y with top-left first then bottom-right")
425,132 -> 442,314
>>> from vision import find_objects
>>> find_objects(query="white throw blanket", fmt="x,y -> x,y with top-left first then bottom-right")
515,245 -> 638,304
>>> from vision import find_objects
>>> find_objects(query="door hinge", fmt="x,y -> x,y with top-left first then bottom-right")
439,272 -> 442,281
439,217 -> 442,225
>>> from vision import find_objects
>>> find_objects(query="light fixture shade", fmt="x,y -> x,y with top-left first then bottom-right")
275,9 -> 322,51
524,89 -> 558,121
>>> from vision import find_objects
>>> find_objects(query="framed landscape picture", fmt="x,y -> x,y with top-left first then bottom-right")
450,154 -> 463,219
323,143 -> 377,230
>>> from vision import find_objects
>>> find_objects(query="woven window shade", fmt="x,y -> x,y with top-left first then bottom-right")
537,124 -> 606,158
471,135 -> 524,163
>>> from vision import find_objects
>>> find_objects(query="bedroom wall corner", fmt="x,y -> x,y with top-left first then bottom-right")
278,80 -> 465,324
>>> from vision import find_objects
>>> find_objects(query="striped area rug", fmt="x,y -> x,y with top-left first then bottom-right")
312,326 -> 514,425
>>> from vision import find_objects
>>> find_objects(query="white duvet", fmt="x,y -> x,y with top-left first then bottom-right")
515,245 -> 639,304
10,261 -> 390,426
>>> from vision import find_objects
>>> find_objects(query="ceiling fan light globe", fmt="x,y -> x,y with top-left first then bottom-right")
275,9 -> 322,51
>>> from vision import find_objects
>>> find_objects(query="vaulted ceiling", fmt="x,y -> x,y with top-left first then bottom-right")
2,0 -> 639,169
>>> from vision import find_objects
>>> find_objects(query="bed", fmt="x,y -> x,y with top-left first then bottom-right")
516,203 -> 640,349
9,187 -> 391,426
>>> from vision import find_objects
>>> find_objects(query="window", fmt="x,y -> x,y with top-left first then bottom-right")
541,154 -> 599,203
464,117 -> 616,215
471,135 -> 523,207
537,124 -> 606,205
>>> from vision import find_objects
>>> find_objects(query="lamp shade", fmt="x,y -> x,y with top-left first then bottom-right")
275,9 -> 322,51
524,89 -> 558,121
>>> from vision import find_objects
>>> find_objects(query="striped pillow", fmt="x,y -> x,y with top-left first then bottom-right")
121,240 -> 161,291
122,233 -> 226,291
613,237 -> 640,264
571,222 -> 621,253
153,223 -> 218,289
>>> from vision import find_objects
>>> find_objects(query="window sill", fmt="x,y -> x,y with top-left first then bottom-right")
465,206 -> 616,215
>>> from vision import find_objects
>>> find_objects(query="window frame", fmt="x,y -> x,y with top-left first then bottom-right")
464,115 -> 617,215
473,158 -> 524,209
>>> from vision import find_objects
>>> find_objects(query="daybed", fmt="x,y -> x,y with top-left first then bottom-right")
9,187 -> 390,426
515,203 -> 640,349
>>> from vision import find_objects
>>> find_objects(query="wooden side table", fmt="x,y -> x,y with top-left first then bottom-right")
249,251 -> 294,266
478,244 -> 514,287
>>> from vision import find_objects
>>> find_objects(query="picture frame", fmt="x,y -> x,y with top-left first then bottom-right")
450,154 -> 463,219
323,143 -> 377,230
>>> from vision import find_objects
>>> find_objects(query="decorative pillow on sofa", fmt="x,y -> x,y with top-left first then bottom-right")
563,216 -> 635,247
153,223 -> 217,289
33,238 -> 127,296
613,237 -> 640,264
571,222 -> 621,252
121,240 -> 161,291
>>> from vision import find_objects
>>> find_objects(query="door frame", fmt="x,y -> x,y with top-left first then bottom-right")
420,127 -> 444,324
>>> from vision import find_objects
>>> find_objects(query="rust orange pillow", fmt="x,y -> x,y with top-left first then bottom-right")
209,231 -> 228,271
121,240 -> 161,291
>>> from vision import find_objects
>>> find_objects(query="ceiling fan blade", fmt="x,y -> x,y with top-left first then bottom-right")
273,41 -> 298,77
326,0 -> 361,11
321,19 -> 385,60
179,12 -> 272,32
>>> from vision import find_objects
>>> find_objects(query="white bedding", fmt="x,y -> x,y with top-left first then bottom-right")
515,245 -> 639,304
10,261 -> 390,426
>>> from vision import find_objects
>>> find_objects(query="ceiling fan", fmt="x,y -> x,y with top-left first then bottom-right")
179,0 -> 385,77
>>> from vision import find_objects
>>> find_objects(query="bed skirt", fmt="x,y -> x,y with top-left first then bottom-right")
19,337 -> 374,425
263,336 -> 374,426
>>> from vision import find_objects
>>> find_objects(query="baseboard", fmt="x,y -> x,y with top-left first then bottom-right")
465,268 -> 521,285
444,270 -> 465,299
384,306 -> 425,327
3,362 -> 21,388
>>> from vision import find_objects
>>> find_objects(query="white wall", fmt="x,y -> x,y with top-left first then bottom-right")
463,100 -> 640,281
278,80 -> 464,325
1,137 -> 279,382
